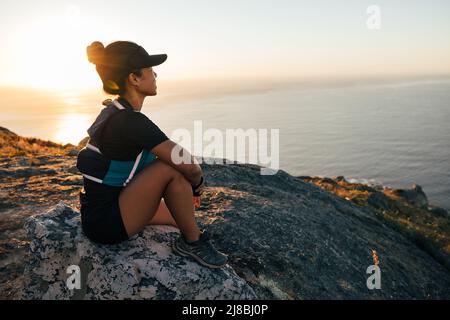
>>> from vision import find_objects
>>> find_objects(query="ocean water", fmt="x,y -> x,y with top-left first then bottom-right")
1,79 -> 449,210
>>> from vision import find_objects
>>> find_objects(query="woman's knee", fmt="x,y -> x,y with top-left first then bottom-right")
150,159 -> 188,183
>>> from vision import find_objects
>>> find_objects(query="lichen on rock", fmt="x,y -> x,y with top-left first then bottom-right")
22,201 -> 256,300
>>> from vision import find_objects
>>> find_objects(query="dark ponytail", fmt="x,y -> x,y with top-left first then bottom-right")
86,41 -> 105,65
86,40 -> 143,95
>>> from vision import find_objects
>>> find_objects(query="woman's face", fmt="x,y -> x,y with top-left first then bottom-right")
132,67 -> 158,96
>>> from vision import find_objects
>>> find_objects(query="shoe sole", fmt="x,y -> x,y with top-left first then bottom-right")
172,241 -> 227,269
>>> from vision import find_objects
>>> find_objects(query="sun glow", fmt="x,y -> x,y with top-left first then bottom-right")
53,112 -> 91,145
9,5 -> 100,92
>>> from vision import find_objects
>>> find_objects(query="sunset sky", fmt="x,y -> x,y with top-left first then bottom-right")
0,0 -> 449,91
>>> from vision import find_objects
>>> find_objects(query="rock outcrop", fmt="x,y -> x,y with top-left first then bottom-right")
22,202 -> 256,300
199,163 -> 450,299
392,184 -> 429,209
21,161 -> 450,299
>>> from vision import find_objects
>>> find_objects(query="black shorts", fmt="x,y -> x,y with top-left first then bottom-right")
79,185 -> 129,245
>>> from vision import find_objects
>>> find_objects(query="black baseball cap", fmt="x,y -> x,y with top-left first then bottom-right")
90,41 -> 167,72
124,45 -> 167,69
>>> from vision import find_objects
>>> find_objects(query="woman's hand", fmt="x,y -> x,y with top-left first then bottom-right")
192,176 -> 205,196
151,140 -> 203,186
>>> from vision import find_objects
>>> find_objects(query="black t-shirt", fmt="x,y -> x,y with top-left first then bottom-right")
83,96 -> 169,197
100,97 -> 168,160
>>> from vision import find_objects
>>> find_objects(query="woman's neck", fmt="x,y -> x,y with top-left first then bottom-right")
121,91 -> 145,112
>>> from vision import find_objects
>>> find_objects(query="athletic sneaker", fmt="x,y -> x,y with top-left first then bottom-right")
172,230 -> 228,269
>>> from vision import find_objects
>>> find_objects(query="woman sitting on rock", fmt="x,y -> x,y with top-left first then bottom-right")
77,40 -> 227,269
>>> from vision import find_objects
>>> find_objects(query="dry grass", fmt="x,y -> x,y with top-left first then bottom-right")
0,127 -> 77,158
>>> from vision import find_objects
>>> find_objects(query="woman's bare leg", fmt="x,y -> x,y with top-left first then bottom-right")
118,159 -> 200,242
148,200 -> 178,227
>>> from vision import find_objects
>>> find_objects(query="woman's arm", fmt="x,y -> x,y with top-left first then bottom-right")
151,140 -> 203,186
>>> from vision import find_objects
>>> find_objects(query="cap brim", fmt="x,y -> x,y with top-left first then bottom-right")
144,54 -> 167,67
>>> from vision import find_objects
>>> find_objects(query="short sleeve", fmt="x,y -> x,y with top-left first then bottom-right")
125,112 -> 169,151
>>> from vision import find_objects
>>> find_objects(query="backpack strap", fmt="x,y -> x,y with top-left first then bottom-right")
83,98 -> 145,187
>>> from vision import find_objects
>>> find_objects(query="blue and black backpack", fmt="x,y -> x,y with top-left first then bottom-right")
76,98 -> 157,187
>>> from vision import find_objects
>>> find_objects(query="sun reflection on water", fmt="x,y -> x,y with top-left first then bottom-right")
53,113 -> 90,145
